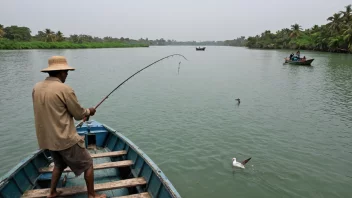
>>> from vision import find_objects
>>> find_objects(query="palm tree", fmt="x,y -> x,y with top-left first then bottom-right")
290,24 -> 302,38
44,29 -> 55,42
69,34 -> 82,43
343,24 -> 352,50
311,25 -> 320,33
35,31 -> 46,41
262,30 -> 272,39
0,24 -> 5,38
328,35 -> 344,50
327,13 -> 342,34
281,28 -> 291,36
56,31 -> 64,42
340,4 -> 352,23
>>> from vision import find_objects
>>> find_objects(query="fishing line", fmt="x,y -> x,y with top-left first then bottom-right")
76,53 -> 188,127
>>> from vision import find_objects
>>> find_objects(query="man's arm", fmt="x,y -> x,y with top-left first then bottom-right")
65,88 -> 95,120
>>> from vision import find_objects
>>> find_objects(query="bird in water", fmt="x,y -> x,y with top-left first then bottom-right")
235,98 -> 240,103
232,157 -> 251,169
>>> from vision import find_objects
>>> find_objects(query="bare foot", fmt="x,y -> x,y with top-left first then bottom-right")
88,193 -> 106,198
47,190 -> 62,198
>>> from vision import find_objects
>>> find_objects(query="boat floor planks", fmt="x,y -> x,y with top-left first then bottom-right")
22,178 -> 147,198
61,149 -> 131,198
90,150 -> 127,158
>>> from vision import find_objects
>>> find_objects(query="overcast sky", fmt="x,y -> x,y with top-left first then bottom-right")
0,0 -> 351,41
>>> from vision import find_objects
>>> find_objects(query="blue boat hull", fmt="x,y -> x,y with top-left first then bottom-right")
0,120 -> 181,198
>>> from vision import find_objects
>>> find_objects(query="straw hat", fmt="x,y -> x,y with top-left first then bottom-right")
41,56 -> 75,72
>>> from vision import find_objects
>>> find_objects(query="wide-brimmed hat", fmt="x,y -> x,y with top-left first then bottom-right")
41,56 -> 75,72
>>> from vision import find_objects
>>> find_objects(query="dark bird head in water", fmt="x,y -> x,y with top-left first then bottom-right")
235,98 -> 240,103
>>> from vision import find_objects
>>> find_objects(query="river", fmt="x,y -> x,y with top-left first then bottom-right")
0,46 -> 351,197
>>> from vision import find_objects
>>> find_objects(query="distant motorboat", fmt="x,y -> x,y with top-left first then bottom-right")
196,47 -> 206,51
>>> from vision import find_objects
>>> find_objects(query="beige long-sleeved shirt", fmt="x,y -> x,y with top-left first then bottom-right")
32,77 -> 90,151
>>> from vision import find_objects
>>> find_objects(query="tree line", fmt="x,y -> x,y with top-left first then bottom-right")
0,25 -> 148,49
147,38 -> 225,46
147,38 -> 246,46
0,25 -> 233,48
245,5 -> 352,53
0,23 -> 246,48
138,38 -> 247,46
0,25 -> 145,44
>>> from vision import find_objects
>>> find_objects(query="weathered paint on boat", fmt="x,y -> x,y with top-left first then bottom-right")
0,120 -> 181,198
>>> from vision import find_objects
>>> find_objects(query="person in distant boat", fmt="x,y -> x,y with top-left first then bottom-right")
289,53 -> 294,60
302,56 -> 306,61
32,56 -> 106,198
296,50 -> 300,58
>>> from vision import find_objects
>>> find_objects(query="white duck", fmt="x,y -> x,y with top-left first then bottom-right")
232,157 -> 251,169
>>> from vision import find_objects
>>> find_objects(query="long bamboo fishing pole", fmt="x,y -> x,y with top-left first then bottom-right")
76,54 -> 188,128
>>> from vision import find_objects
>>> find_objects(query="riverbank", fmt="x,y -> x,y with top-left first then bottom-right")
246,45 -> 352,54
245,5 -> 352,54
0,40 -> 149,50
245,33 -> 352,54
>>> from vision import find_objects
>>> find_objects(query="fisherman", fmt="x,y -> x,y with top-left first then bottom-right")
32,56 -> 106,198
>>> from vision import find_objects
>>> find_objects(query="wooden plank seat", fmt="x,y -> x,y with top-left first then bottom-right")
115,192 -> 151,198
90,150 -> 127,158
22,177 -> 147,198
40,160 -> 133,173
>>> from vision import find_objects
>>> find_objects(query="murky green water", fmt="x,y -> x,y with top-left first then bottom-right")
0,47 -> 351,197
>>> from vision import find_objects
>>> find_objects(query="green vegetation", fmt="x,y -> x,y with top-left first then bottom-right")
146,38 -> 225,46
224,37 -> 246,47
0,40 -> 147,50
146,38 -> 246,46
0,25 -> 148,50
245,5 -> 352,53
0,25 -> 4,38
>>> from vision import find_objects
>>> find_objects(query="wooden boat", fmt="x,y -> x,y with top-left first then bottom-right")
0,120 -> 181,198
284,58 -> 314,66
196,47 -> 205,51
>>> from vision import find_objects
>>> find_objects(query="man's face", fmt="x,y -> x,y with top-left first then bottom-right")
59,70 -> 68,83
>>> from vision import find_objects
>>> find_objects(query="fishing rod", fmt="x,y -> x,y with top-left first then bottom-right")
76,54 -> 188,128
